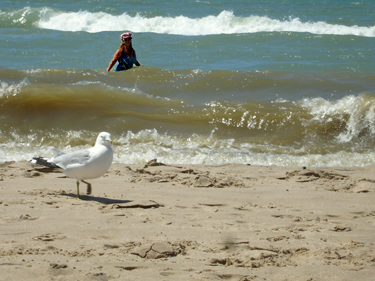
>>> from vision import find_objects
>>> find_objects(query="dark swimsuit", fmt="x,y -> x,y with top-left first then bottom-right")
115,51 -> 137,72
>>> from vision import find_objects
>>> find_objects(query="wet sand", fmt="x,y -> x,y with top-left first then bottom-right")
1,160 -> 375,280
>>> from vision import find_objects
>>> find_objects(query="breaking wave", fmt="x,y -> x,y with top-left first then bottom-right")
1,7 -> 374,37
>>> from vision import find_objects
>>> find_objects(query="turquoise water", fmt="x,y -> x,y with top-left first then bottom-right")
1,0 -> 375,166
1,0 -> 374,71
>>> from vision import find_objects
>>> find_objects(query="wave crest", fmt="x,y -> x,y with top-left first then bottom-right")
37,10 -> 375,37
2,7 -> 374,37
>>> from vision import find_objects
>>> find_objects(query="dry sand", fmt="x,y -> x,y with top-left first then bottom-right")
1,160 -> 375,280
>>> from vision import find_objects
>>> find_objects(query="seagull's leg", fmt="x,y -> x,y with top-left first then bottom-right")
81,180 -> 92,195
76,180 -> 81,199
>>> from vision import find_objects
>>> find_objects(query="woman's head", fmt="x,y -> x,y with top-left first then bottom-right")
120,32 -> 132,42
117,32 -> 134,59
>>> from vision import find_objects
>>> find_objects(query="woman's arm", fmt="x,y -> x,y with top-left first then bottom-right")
134,51 -> 141,67
107,50 -> 120,72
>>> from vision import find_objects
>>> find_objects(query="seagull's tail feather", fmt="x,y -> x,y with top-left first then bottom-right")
31,157 -> 60,169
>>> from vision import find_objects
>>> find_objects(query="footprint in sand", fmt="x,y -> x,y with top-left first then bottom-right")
32,233 -> 66,242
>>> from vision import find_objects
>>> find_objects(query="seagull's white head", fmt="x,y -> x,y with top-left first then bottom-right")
96,132 -> 112,146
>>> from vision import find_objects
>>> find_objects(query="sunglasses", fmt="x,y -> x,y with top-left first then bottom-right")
124,37 -> 132,41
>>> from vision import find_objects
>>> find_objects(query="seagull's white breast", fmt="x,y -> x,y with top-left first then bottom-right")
63,144 -> 113,180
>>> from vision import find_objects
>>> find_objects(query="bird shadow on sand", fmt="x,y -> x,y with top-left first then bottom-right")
60,192 -> 133,205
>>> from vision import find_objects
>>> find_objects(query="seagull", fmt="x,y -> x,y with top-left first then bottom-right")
32,132 -> 113,199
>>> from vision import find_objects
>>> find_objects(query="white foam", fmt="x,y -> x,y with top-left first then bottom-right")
0,78 -> 29,98
1,128 -> 374,167
300,93 -> 375,143
36,9 -> 375,37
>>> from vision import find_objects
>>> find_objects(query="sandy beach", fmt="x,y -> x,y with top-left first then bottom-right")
1,160 -> 375,280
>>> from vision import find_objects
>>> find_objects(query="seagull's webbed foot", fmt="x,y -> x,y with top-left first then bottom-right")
81,180 -> 92,195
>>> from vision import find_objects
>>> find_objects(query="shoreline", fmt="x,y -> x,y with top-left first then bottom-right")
1,161 -> 375,280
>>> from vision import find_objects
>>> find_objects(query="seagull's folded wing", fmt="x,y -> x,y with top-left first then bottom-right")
52,149 -> 91,169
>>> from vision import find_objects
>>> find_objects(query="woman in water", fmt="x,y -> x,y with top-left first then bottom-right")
106,32 -> 141,72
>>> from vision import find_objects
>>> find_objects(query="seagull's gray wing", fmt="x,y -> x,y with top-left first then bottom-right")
52,149 -> 91,169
